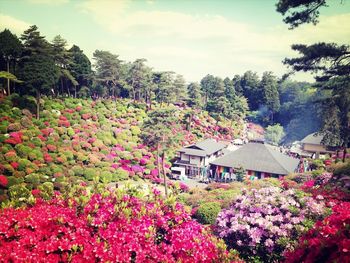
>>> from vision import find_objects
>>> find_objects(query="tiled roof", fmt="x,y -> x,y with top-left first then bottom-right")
211,142 -> 299,175
301,133 -> 323,145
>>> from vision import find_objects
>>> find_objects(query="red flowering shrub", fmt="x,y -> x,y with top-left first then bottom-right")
0,175 -> 8,187
0,193 -> 240,262
4,132 -> 23,145
46,144 -> 57,152
10,162 -> 19,169
284,202 -> 350,263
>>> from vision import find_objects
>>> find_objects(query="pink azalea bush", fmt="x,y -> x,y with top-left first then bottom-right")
0,192 -> 241,262
216,187 -> 326,262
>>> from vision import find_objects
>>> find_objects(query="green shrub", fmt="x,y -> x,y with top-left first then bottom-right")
100,171 -> 113,183
113,168 -> 129,181
16,159 -> 30,172
83,168 -> 97,181
25,173 -> 41,187
38,182 -> 54,200
72,166 -> 84,177
6,176 -> 24,188
95,161 -> 110,168
195,202 -> 221,225
31,137 -> 43,147
333,161 -> 350,177
15,144 -> 33,158
9,184 -> 31,202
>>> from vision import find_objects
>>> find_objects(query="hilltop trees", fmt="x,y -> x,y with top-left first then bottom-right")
19,25 -> 59,119
260,71 -> 280,123
93,50 -> 124,98
0,29 -> 22,95
52,35 -> 78,97
240,71 -> 261,110
173,74 -> 188,103
187,82 -> 202,109
128,58 -> 151,102
68,45 -> 92,97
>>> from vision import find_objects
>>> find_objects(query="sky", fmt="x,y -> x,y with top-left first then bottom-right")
1,0 -> 350,83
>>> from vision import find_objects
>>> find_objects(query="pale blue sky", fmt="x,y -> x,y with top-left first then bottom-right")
1,0 -> 350,82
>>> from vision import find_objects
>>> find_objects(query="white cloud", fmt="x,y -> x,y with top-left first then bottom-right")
78,0 -> 131,32
27,0 -> 69,5
0,14 -> 31,35
78,4 -> 350,82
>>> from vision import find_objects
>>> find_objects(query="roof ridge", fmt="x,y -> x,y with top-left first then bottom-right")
265,145 -> 290,174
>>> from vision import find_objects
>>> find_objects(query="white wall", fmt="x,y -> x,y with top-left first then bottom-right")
181,153 -> 190,161
189,155 -> 201,165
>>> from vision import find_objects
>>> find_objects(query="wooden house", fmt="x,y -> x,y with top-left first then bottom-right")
174,138 -> 226,177
210,141 -> 300,179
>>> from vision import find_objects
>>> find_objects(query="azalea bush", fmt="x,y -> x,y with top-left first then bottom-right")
284,202 -> 350,263
0,190 -> 241,263
216,187 -> 326,262
0,96 -> 238,204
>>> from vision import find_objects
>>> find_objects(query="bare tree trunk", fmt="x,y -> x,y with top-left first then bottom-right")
66,79 -> 71,97
157,143 -> 161,179
7,60 -> 10,96
13,61 -> 16,94
60,77 -> 64,96
36,90 -> 40,120
161,151 -> 168,197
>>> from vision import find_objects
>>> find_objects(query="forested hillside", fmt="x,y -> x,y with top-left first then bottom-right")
2,25 -> 346,145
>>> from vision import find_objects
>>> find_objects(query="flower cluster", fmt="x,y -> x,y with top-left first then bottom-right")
216,187 -> 326,262
284,202 -> 350,263
0,193 -> 239,262
0,96 -> 238,204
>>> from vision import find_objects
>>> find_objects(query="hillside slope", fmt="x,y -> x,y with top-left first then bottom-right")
0,95 -> 241,204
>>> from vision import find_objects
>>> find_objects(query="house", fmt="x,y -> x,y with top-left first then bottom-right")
301,133 -> 335,157
210,141 -> 300,180
174,138 -> 226,177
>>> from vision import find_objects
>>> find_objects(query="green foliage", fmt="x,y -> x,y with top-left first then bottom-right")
113,168 -> 129,181
195,202 -> 221,225
8,184 -> 32,204
83,168 -> 97,181
100,171 -> 113,183
260,71 -> 280,122
38,182 -> 54,200
276,0 -> 327,29
265,124 -> 285,145
235,166 -> 245,182
24,173 -> 41,187
187,82 -> 202,109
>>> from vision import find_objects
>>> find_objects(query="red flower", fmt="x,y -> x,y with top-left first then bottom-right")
44,153 -> 53,163
10,162 -> 19,169
0,175 -> 8,187
32,189 -> 41,196
46,144 -> 57,152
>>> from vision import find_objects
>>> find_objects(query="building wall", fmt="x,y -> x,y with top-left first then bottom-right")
189,155 -> 201,165
205,154 -> 216,166
180,153 -> 190,161
303,143 -> 327,153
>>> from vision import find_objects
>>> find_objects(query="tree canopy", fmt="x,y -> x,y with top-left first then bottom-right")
276,0 -> 327,29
